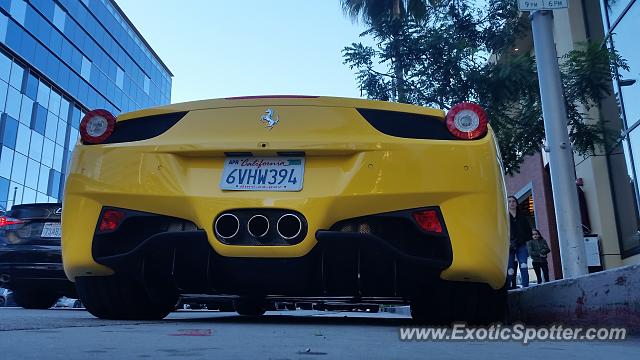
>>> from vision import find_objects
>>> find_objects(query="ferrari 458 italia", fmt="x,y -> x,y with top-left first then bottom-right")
62,96 -> 508,323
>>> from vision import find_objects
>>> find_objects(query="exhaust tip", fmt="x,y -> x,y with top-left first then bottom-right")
248,215 -> 269,238
277,214 -> 302,240
215,213 -> 240,239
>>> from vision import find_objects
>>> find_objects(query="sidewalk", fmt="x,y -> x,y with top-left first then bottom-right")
508,264 -> 640,331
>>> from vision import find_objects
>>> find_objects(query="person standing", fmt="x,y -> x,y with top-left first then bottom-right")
527,229 -> 551,284
507,196 -> 531,288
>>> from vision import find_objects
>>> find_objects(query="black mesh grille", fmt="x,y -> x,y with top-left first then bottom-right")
92,208 -> 198,259
330,211 -> 452,261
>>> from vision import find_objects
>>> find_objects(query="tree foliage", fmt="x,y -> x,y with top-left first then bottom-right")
341,0 -> 624,174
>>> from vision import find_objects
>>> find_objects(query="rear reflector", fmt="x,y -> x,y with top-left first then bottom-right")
412,210 -> 443,233
0,216 -> 25,227
99,209 -> 125,232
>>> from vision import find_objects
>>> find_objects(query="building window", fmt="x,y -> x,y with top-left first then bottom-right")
9,62 -> 24,91
610,2 -> 640,127
28,132 -> 43,162
41,139 -> 55,168
25,72 -> 38,100
22,187 -> 36,204
49,91 -> 62,117
53,4 -> 66,32
5,87 -> 22,120
605,0 -> 633,24
10,152 -> 27,184
15,123 -> 31,156
604,0 -> 640,257
0,12 -> 8,43
32,104 -> 47,135
25,159 -> 39,191
37,81 -> 51,107
48,169 -> 61,198
0,176 -> 9,210
143,75 -> 150,94
59,98 -> 70,121
19,95 -> 33,126
1,115 -> 18,149
38,164 -> 49,193
0,147 -> 14,179
81,56 -> 91,80
53,144 -> 63,171
9,0 -> 26,26
56,120 -> 67,146
0,80 -> 6,111
0,53 -> 11,82
36,192 -> 47,203
116,67 -> 124,89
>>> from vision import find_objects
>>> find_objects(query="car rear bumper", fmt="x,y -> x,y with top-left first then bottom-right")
0,246 -> 73,292
90,228 -> 451,298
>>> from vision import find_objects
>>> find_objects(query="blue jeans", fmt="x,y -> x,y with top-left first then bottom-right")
508,244 -> 529,287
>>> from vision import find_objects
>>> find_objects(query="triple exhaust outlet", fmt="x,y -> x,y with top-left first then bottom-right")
214,212 -> 303,240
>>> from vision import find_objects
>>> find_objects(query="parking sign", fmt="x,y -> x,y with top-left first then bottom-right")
517,0 -> 568,11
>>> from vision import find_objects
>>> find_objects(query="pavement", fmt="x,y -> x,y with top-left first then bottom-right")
509,264 -> 640,331
1,308 -> 638,359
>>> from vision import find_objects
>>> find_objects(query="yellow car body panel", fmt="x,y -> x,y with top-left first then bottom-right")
62,96 -> 508,289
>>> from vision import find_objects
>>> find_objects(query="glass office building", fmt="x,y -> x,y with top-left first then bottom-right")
0,0 -> 172,210
602,0 -> 640,258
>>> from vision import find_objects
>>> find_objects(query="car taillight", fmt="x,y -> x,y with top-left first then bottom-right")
80,109 -> 116,144
412,210 -> 443,234
99,209 -> 125,232
0,216 -> 25,227
445,102 -> 488,140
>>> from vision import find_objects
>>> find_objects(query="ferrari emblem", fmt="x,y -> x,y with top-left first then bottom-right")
260,108 -> 279,130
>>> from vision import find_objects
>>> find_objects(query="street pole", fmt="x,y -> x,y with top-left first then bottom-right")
11,186 -> 17,210
530,10 -> 588,278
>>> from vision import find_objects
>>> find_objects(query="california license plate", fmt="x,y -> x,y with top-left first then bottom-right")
220,157 -> 305,191
41,223 -> 62,238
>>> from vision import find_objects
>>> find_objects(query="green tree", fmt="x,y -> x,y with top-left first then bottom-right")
342,0 -> 625,174
340,0 -> 435,102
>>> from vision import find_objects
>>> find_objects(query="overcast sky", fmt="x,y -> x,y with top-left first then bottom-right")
116,0 -> 371,104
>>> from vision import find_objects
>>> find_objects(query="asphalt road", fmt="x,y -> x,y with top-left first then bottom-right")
0,308 -> 637,359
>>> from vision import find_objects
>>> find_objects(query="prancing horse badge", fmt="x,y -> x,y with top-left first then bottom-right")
260,108 -> 279,130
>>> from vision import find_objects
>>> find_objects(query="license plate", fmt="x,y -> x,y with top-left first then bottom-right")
220,157 -> 305,191
41,222 -> 61,238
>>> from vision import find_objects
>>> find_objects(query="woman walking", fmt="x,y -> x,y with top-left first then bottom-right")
507,196 -> 531,288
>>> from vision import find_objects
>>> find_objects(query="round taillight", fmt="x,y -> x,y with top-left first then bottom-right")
79,109 -> 116,144
446,102 -> 488,140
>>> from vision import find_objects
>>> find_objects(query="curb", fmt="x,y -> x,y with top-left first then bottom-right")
508,264 -> 640,331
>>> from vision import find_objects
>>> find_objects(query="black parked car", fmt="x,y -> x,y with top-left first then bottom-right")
0,203 -> 75,309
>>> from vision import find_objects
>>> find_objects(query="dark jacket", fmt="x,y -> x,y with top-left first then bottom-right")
527,238 -> 551,263
509,212 -> 531,250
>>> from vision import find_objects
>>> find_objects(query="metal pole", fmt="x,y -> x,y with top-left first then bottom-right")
11,187 -> 17,210
530,10 -> 588,277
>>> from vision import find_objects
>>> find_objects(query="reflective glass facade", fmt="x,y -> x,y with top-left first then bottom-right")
0,0 -> 171,210
602,0 -> 640,257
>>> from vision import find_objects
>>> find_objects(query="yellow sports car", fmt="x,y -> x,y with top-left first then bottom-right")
62,96 -> 508,323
